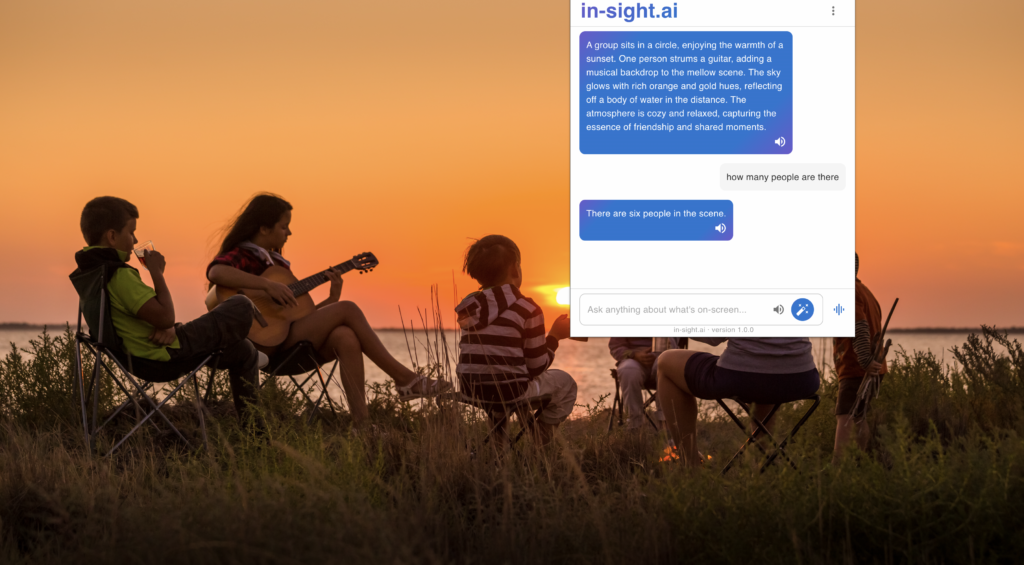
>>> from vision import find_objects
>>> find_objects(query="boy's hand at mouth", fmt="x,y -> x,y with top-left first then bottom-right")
143,250 -> 166,274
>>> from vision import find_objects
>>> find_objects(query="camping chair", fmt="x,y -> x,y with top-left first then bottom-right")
260,341 -> 338,424
457,393 -> 553,453
606,368 -> 659,433
70,266 -> 219,456
716,394 -> 820,475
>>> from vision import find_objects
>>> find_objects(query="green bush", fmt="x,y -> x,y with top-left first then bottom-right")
0,327 -> 86,432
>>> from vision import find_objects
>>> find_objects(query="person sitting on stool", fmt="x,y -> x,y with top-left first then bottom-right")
609,337 -> 682,429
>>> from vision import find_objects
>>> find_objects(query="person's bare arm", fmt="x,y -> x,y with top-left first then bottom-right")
208,264 -> 297,307
135,250 -> 175,329
316,268 -> 343,309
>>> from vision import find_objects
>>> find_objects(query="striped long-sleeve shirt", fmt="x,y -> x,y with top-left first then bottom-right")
456,284 -> 559,402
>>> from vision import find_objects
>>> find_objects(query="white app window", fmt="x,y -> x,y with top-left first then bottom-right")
570,1 -> 855,338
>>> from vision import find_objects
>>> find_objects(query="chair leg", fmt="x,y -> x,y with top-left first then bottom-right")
75,339 -> 91,451
308,357 -> 340,424
617,385 -> 624,427
107,367 -> 205,456
84,343 -> 148,433
117,365 -> 192,443
607,370 -> 621,434
483,412 -> 510,447
287,373 -> 320,414
203,364 -> 216,403
192,370 -> 209,452
90,355 -> 102,451
509,400 -> 550,448
760,396 -> 820,472
719,400 -> 788,474
719,399 -> 808,475
643,391 -> 659,431
96,378 -> 147,434
192,358 -> 220,453
745,405 -> 798,471
259,346 -> 304,390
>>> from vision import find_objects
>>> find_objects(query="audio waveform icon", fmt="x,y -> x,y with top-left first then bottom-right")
834,304 -> 845,315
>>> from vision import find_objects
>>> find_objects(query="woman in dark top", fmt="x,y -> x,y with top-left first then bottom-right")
657,338 -> 820,467
207,194 -> 450,426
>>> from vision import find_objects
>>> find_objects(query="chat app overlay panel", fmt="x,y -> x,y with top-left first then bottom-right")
569,1 -> 855,339
580,31 -> 792,155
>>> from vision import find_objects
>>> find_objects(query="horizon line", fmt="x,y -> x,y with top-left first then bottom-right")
3,322 -> 1023,335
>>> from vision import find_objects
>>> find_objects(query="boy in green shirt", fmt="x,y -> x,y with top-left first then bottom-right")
72,196 -> 261,422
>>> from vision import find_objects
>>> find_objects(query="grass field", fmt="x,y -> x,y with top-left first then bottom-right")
1,327 -> 1023,564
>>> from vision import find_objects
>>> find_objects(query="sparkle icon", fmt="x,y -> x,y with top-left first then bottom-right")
791,298 -> 814,322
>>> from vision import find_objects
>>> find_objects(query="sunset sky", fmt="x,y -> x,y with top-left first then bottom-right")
1,0 -> 1022,330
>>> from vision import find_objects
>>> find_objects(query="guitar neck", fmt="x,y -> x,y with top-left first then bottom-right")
288,261 -> 356,298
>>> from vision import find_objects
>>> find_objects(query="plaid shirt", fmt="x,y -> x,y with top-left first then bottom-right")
207,246 -> 289,279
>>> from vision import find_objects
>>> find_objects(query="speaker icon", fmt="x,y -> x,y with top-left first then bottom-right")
774,136 -> 786,147
714,223 -> 727,233
773,304 -> 784,315
834,304 -> 845,315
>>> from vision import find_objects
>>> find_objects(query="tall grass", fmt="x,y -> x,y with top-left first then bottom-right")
1,326 -> 1023,564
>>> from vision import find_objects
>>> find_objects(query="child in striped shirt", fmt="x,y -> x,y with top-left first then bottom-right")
456,235 -> 578,445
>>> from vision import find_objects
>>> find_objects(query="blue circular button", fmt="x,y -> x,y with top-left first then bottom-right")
791,299 -> 814,322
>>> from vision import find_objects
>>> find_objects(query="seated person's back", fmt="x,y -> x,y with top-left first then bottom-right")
455,235 -> 577,444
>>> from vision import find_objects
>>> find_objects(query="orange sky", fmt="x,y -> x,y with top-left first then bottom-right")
1,0 -> 1022,330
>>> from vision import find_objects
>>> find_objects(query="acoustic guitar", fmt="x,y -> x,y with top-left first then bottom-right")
205,252 -> 379,349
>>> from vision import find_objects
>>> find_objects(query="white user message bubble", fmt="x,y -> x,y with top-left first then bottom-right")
720,164 -> 846,190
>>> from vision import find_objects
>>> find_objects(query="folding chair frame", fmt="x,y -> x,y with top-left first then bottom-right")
259,341 -> 339,424
74,286 -> 218,457
606,368 -> 659,434
458,393 -> 553,454
717,394 -> 820,475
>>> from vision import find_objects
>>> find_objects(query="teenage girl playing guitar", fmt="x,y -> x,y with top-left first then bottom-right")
206,193 -> 451,426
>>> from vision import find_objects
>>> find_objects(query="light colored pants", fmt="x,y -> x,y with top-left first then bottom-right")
518,369 -> 578,425
617,359 -> 662,429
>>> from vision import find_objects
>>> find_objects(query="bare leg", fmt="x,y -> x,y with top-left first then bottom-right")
855,417 -> 871,451
319,326 -> 369,426
285,301 -> 420,387
656,349 -> 703,467
833,414 -> 855,464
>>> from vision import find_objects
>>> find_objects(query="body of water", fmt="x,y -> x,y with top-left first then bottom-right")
6,327 -> 1021,415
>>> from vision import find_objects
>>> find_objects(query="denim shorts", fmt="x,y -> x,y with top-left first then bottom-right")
684,352 -> 820,404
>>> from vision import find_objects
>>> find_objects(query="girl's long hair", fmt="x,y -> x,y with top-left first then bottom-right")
209,193 -> 292,287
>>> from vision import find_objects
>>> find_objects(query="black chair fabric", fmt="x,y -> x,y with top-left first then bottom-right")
69,266 -> 123,352
265,341 -> 328,377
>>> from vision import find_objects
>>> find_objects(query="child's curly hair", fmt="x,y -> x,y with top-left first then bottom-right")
463,235 -> 521,287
